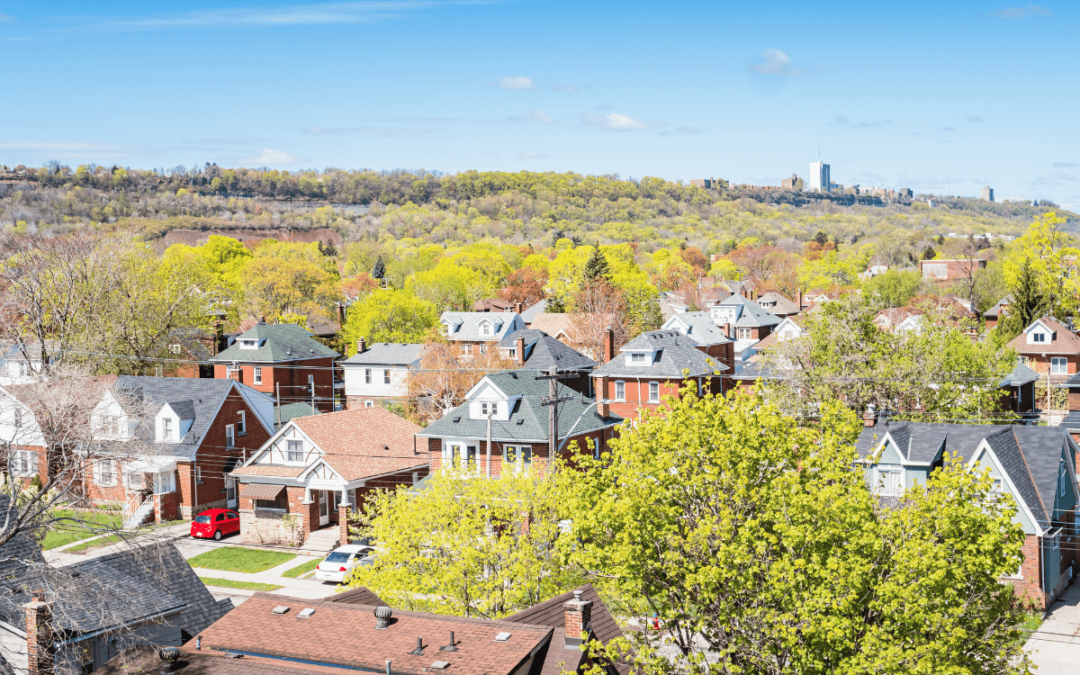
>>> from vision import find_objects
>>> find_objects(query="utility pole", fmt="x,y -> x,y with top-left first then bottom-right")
486,409 -> 493,479
537,366 -> 574,467
276,382 -> 281,430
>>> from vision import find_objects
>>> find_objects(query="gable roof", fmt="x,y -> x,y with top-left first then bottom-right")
662,312 -> 732,347
342,343 -> 424,368
440,312 -> 522,342
527,313 -> 576,340
717,294 -> 782,328
500,330 -> 597,372
212,323 -> 339,363
418,370 -> 621,444
275,401 -> 319,426
1001,362 -> 1040,387
1007,316 -> 1080,356
520,299 -> 549,323
591,330 -> 728,379
755,292 -> 800,316
984,295 -> 1013,319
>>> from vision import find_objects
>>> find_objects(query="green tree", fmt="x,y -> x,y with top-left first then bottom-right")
371,255 -> 386,282
340,290 -> 438,349
583,245 -> 611,281
861,269 -> 923,308
1003,212 -> 1080,317
566,389 -> 1029,675
997,258 -> 1047,341
346,466 -> 581,618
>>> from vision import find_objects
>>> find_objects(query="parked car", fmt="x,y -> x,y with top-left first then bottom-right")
315,544 -> 375,583
190,509 -> 240,540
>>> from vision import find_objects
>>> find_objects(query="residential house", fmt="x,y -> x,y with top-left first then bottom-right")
274,402 -> 320,427
0,542 -> 230,675
231,407 -> 427,547
750,315 -> 806,354
527,314 -> 575,344
162,329 -> 216,379
519,299 -> 549,326
709,294 -> 781,342
590,329 -> 729,419
919,258 -> 987,282
984,295 -> 1013,330
1000,363 -> 1040,419
100,583 -> 627,675
418,370 -> 622,478
755,292 -> 800,319
440,312 -> 525,359
855,419 -> 1079,609
801,289 -> 838,308
0,341 -> 56,386
499,330 -> 597,395
341,339 -> 425,409
85,377 -> 277,523
0,387 -> 49,487
660,311 -> 736,369
873,307 -> 924,334
473,298 -> 517,313
210,323 -> 341,413
1006,316 -> 1080,381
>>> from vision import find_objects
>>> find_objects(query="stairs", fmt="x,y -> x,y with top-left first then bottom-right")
299,526 -> 340,554
123,495 -> 155,530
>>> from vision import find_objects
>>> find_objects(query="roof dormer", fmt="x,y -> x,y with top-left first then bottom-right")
238,338 -> 264,350
156,401 -> 195,443
625,350 -> 658,366
1026,321 -> 1055,345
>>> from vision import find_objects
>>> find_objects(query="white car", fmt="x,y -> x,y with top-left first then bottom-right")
315,545 -> 375,583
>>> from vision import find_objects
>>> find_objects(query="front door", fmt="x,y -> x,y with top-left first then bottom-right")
319,490 -> 330,526
226,477 -> 237,509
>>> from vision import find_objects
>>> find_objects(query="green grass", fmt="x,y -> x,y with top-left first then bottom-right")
281,558 -> 321,579
66,534 -> 123,553
187,547 -> 296,573
201,577 -> 283,592
40,510 -> 123,550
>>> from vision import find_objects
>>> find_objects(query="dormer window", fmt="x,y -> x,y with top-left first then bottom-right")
630,353 -> 647,364
163,417 -> 173,440
481,324 -> 492,336
481,401 -> 498,417
1033,333 -> 1046,343
239,339 -> 259,350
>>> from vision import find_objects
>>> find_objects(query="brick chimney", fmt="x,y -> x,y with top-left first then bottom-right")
596,377 -> 608,418
723,322 -> 732,339
514,302 -> 524,315
357,338 -> 367,355
337,303 -> 347,325
516,335 -> 526,365
863,404 -> 876,427
25,591 -> 54,675
602,328 -> 615,363
796,288 -> 803,310
563,589 -> 592,647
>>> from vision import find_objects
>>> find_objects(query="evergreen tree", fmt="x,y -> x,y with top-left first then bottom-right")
921,245 -> 936,260
550,230 -> 565,248
814,231 -> 829,247
320,240 -> 339,258
998,258 -> 1046,340
642,296 -> 664,331
371,255 -> 386,281
583,246 -> 611,281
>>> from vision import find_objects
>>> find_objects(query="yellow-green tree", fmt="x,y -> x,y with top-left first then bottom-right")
340,290 -> 438,349
1003,212 -> 1080,317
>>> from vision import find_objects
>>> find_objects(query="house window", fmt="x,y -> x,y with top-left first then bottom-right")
287,440 -> 304,463
874,468 -> 903,496
364,400 -> 374,408
195,466 -> 203,484
630,353 -> 647,364
482,324 -> 492,336
991,478 -> 1003,494
1033,332 -> 1046,343
481,402 -> 498,417
479,344 -> 487,354
253,367 -> 263,385
1061,463 -> 1068,497
255,494 -> 288,511
225,424 -> 235,448
96,460 -> 116,487
239,339 -> 258,350
1051,357 -> 1067,375
169,344 -> 182,355
503,446 -> 532,472
384,370 -> 391,385
737,328 -> 752,340
365,369 -> 372,384
447,443 -> 477,470
461,345 -> 473,357
509,348 -> 517,359
308,374 -> 314,396
12,450 -> 34,477
238,410 -> 246,435
615,380 -> 625,401
648,382 -> 660,403
163,417 -> 173,440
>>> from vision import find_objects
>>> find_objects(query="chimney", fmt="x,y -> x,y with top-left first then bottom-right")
514,302 -> 524,315
25,591 -> 54,675
516,335 -> 526,365
357,338 -> 367,355
863,404 -> 876,427
596,377 -> 608,418
563,589 -> 593,647
602,328 -> 615,363
723,322 -> 732,339
796,288 -> 803,310
228,367 -> 243,383
337,303 -> 347,325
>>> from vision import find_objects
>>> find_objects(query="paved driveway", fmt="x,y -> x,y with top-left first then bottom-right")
1025,581 -> 1080,673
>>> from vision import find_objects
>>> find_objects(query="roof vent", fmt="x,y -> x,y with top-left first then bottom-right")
494,632 -> 511,642
440,632 -> 458,653
453,416 -> 461,423
431,662 -> 450,670
375,606 -> 393,629
409,637 -> 425,656
516,419 -> 524,425
272,606 -> 290,615
299,608 -> 316,618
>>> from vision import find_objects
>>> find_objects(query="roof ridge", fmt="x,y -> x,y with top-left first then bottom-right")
1010,426 -> 1048,522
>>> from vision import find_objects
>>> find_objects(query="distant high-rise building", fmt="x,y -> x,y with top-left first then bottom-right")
981,186 -> 994,202
809,161 -> 831,192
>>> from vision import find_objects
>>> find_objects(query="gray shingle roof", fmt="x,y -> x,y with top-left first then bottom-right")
731,361 -> 782,380
755,292 -> 800,316
519,299 -> 549,323
113,376 -> 240,459
718,294 -> 782,328
984,295 -> 1013,319
1000,363 -> 1040,387
417,370 -> 621,443
276,402 -> 319,425
167,400 -> 197,421
212,324 -> 339,363
855,422 -> 988,465
500,330 -> 596,372
343,343 -> 424,368
591,330 -> 728,379
663,312 -> 732,347
440,312 -> 523,342
0,500 -> 45,583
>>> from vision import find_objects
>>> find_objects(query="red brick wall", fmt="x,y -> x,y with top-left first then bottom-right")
214,357 -> 337,411
598,377 -> 722,419
155,491 -> 180,522
1003,534 -> 1046,609
427,429 -> 613,478
1017,353 -> 1079,376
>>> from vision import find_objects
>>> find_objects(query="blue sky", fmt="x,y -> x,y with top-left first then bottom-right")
2,1 -> 1078,208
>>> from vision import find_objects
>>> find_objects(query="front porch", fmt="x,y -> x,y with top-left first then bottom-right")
237,483 -> 351,547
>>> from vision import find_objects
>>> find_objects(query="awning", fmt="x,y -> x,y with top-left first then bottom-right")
240,483 -> 286,500
125,456 -> 178,473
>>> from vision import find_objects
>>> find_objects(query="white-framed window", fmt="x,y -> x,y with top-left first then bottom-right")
169,344 -> 182,355
991,477 -> 1003,494
1033,332 -> 1046,343
648,381 -> 660,403
480,401 -> 499,417
630,353 -> 647,364
195,466 -> 203,484
225,424 -> 235,448
503,445 -> 532,473
1051,357 -> 1067,375
508,348 -> 517,359
874,467 -> 903,497
1052,529 -> 1061,551
614,380 -> 625,401
163,417 -> 173,440
479,344 -> 487,354
253,367 -> 263,385
239,339 -> 258,350
364,400 -> 374,408
445,443 -> 478,470
461,344 -> 473,357
737,327 -> 752,340
238,410 -> 246,435
481,324 -> 492,336
287,440 -> 304,463
365,368 -> 372,384
96,460 -> 116,487
308,374 -> 314,396
384,370 -> 391,385
12,449 -> 35,477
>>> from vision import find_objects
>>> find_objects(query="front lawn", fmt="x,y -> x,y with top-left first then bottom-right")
281,558 -> 321,579
201,577 -> 283,592
187,547 -> 296,573
40,510 -> 123,550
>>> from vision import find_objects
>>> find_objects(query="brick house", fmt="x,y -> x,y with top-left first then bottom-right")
984,295 -> 1013,329
1006,316 -> 1080,382
590,329 -> 729,419
709,294 -> 781,342
341,340 -> 425,409
417,370 -> 622,478
0,386 -> 50,486
661,311 -> 736,368
919,258 -> 988,282
499,329 -> 597,395
231,407 -> 427,547
855,419 -> 1079,610
102,583 -> 628,675
210,323 -> 341,412
999,363 -> 1039,419
85,377 -> 276,524
440,311 -> 525,359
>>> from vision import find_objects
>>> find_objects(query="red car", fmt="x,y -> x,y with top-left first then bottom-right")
190,509 -> 240,541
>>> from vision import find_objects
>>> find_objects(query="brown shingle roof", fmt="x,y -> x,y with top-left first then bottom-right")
1007,316 -> 1080,356
528,313 -> 576,339
232,465 -> 303,477
322,587 -> 386,606
292,407 -> 427,481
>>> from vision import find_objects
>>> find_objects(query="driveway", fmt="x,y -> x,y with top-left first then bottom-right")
1025,581 -> 1080,673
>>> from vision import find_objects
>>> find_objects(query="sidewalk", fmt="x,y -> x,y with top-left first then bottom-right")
1024,581 -> 1080,673
192,554 -> 338,600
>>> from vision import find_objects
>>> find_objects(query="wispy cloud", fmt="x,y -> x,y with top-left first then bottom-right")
303,125 -> 432,138
0,140 -> 140,154
0,13 -> 12,22
550,83 -> 587,93
1053,161 -> 1078,168
832,116 -> 891,129
746,49 -> 809,77
1031,172 -> 1078,187
676,126 -> 704,135
517,152 -> 546,160
245,148 -> 300,165
992,4 -> 1053,19
577,112 -> 666,132
507,109 -> 556,124
491,76 -> 536,91
938,126 -> 957,132
967,114 -> 984,122
72,1 -> 477,32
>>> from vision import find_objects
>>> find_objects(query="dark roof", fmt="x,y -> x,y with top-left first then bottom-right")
418,371 -> 621,443
0,500 -> 46,583
717,294 -> 781,328
343,343 -> 424,368
501,330 -> 597,372
520,300 -> 549,323
662,312 -> 732,347
731,361 -> 782,380
1001,363 -> 1040,387
212,324 -> 339,363
591,330 -> 728,379
113,377 -> 241,460
275,402 -> 319,425
855,422 -> 990,465
984,294 -> 1013,319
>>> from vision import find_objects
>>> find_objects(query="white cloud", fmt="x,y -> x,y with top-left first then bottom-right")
551,83 -> 587,93
577,112 -> 666,131
303,125 -> 432,138
992,4 -> 1052,19
0,140 -> 132,152
517,152 -> 546,160
507,109 -> 556,124
249,148 -> 300,165
746,49 -> 809,77
491,76 -> 536,91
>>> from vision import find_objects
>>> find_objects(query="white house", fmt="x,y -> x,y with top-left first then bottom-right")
341,340 -> 424,409
439,312 -> 525,358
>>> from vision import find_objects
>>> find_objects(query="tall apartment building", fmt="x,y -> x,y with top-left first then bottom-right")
982,186 -> 994,202
808,161 -> 831,192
